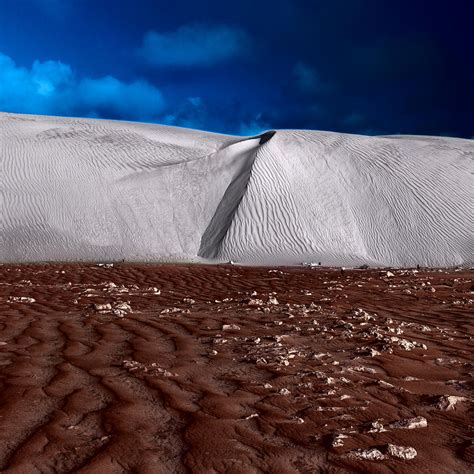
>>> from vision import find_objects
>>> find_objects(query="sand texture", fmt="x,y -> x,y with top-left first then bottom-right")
1,112 -> 473,266
0,263 -> 472,472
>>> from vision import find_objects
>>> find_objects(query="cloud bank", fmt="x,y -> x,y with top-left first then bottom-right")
0,52 -> 165,121
138,23 -> 250,67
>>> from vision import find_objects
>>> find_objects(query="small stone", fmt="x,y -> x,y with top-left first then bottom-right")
436,395 -> 466,411
222,324 -> 240,331
386,444 -> 417,460
115,302 -> 132,312
279,388 -> 291,396
398,339 -> 416,351
8,296 -> 36,304
367,420 -> 386,433
389,416 -> 427,430
351,448 -> 385,461
386,271 -> 395,277
94,303 -> 112,311
244,413 -> 259,420
247,298 -> 264,306
332,433 -> 348,448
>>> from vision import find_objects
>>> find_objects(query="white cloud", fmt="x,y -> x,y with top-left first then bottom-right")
0,52 -> 165,121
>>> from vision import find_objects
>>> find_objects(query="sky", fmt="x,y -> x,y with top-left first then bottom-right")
0,0 -> 473,137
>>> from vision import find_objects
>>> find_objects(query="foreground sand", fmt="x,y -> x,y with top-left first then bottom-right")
0,263 -> 472,473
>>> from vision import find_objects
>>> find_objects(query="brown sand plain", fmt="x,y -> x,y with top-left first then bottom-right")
0,263 -> 472,473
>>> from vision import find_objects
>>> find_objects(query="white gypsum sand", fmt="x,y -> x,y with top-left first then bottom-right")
0,112 -> 472,266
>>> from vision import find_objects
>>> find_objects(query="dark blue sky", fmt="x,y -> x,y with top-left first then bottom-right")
1,0 -> 473,136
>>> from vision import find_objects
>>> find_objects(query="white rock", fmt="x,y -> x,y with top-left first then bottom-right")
332,433 -> 348,447
222,324 -> 240,331
367,420 -> 386,433
389,416 -> 427,430
247,298 -> 264,306
94,303 -> 112,311
115,302 -> 132,312
8,296 -> 36,303
351,448 -> 385,461
436,395 -> 466,410
386,444 -> 417,460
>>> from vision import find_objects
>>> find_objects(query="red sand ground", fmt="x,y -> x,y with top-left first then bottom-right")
0,263 -> 472,473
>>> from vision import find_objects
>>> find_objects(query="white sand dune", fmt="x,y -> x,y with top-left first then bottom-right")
0,112 -> 472,266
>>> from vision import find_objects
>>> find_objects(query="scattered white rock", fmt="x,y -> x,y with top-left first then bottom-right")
369,348 -> 381,357
332,433 -> 348,448
351,448 -> 385,461
160,307 -> 186,314
115,302 -> 132,312
386,444 -> 417,460
222,324 -> 240,331
94,303 -> 112,311
436,395 -> 466,411
93,301 -> 132,316
367,420 -> 386,433
244,413 -> 259,420
8,296 -> 36,303
247,298 -> 264,306
389,416 -> 427,430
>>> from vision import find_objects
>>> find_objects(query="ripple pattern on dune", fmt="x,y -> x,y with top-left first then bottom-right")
1,112 -> 473,266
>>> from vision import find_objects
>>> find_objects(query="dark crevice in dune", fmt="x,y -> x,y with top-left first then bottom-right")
258,130 -> 276,145
198,131 -> 275,259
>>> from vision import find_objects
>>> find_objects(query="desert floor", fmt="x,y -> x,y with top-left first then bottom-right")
0,263 -> 472,473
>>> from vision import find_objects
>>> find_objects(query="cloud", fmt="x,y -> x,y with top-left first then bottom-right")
0,52 -> 165,121
78,77 -> 165,121
238,114 -> 270,136
162,96 -> 208,130
138,23 -> 251,67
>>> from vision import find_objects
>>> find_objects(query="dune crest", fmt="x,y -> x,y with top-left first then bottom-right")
0,113 -> 472,266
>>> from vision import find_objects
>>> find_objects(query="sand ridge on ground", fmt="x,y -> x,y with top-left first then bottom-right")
1,112 -> 473,266
0,263 -> 472,472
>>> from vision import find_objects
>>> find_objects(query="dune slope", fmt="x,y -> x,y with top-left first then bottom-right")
0,113 -> 472,266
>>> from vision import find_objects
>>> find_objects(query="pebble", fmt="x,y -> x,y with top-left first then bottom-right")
386,444 -> 417,460
389,416 -> 427,430
436,395 -> 466,411
351,448 -> 385,461
8,296 -> 36,303
222,324 -> 240,331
